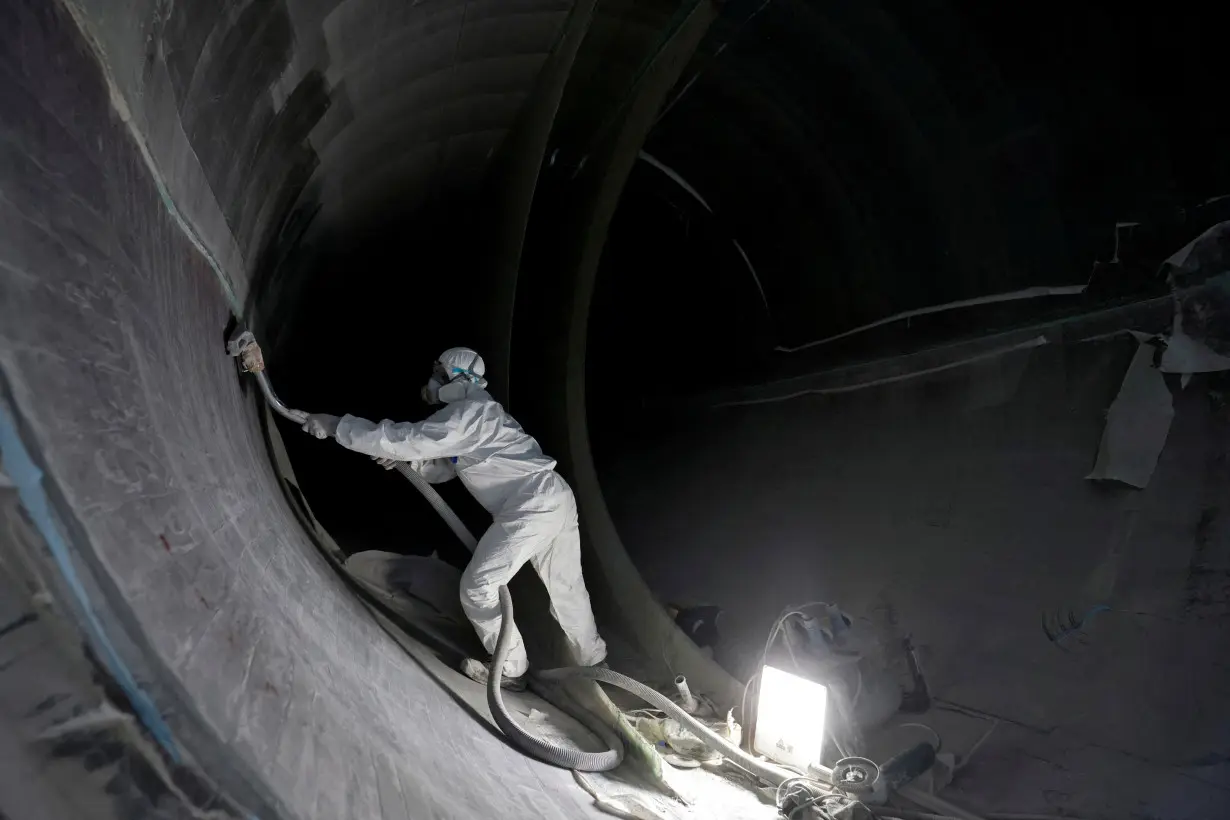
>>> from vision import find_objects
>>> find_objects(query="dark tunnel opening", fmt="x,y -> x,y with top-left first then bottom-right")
4,0 -> 1230,818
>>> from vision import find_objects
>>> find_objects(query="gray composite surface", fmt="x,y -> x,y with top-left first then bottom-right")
608,331 -> 1230,819
0,1 -> 610,817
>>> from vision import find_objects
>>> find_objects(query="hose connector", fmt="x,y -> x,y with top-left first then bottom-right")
226,329 -> 265,373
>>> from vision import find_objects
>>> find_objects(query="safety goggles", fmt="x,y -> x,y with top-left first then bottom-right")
432,361 -> 477,384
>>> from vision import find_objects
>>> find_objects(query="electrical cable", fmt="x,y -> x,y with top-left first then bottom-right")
745,601 -> 863,755
955,719 -> 998,771
740,670 -> 759,722
775,775 -> 829,809
829,732 -> 851,761
787,794 -> 829,819
774,776 -> 838,820
788,792 -> 866,820
739,605 -> 818,742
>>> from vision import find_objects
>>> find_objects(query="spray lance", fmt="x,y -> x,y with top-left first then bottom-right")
225,330 -> 307,425
227,330 -> 477,550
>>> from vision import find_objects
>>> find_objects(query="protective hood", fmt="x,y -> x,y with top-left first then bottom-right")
425,347 -> 488,404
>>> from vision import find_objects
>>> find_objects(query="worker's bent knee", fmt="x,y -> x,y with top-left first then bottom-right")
459,575 -> 498,611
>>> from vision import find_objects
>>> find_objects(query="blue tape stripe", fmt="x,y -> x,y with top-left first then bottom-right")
0,400 -> 180,761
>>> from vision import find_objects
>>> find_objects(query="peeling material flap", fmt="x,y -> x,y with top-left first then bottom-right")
1086,342 -> 1174,488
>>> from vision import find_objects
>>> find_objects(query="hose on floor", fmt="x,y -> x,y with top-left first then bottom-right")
487,586 -> 624,771
489,585 -> 792,783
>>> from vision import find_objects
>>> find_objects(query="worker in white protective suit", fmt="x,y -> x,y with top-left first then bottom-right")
300,347 -> 607,689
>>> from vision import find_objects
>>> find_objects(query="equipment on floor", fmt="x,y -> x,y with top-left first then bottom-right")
776,735 -> 939,819
488,585 -> 798,778
830,736 -> 937,806
670,603 -> 723,650
830,756 -> 879,798
230,332 -> 995,820
625,702 -> 742,767
674,674 -> 699,713
875,740 -> 938,799
745,600 -> 899,764
754,665 -> 829,770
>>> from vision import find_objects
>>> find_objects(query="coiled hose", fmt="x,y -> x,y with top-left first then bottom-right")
487,584 -> 624,771
489,586 -> 792,783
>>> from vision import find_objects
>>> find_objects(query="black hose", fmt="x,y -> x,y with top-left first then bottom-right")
489,586 -> 794,784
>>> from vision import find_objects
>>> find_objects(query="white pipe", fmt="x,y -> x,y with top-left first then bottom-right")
715,336 -> 1048,408
674,675 -> 698,713
253,369 -> 307,424
775,286 -> 1087,354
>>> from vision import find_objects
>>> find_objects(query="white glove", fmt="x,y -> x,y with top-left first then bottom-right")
302,413 -> 341,440
373,456 -> 398,470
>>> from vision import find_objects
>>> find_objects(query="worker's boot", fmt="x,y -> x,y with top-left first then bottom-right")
461,657 -> 527,691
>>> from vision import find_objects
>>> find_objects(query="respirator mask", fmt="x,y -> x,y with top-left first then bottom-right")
421,376 -> 445,405
422,355 -> 481,405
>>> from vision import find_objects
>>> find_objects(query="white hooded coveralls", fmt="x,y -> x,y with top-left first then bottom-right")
334,383 -> 607,676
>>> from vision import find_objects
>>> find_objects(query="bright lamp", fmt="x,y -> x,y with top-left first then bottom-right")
753,665 -> 828,770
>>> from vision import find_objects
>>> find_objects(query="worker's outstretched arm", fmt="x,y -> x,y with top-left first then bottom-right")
334,402 -> 488,463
